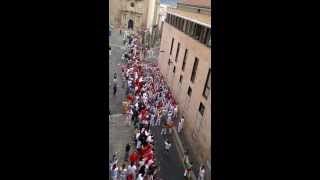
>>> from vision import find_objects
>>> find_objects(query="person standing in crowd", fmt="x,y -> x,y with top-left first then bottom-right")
198,165 -> 206,180
155,112 -> 161,126
110,152 -> 118,168
124,143 -> 131,162
119,164 -> 127,180
127,161 -> 137,180
178,115 -> 185,134
164,139 -> 171,154
110,163 -> 119,180
136,173 -> 144,180
130,151 -> 138,165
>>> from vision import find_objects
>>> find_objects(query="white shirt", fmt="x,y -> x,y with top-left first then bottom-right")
127,165 -> 137,174
146,135 -> 153,143
165,141 -> 171,150
137,174 -> 143,180
199,168 -> 205,178
181,118 -> 185,124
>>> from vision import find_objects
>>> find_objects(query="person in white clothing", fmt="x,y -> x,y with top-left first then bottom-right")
137,173 -> 144,180
164,139 -> 171,154
178,116 -> 185,133
198,165 -> 205,180
127,162 -> 137,180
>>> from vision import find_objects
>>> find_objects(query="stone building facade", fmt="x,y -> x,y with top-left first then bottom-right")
158,0 -> 211,176
109,0 -> 159,31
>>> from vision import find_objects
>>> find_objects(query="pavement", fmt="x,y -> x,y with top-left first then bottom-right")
108,29 -> 186,180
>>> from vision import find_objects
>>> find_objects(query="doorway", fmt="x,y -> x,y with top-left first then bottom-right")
128,19 -> 134,29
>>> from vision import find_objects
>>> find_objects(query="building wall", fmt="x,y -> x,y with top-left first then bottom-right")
109,0 -> 159,31
109,0 -> 122,27
158,22 -> 211,164
177,3 -> 211,15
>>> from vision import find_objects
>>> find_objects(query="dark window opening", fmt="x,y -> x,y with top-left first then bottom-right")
175,43 -> 180,62
170,38 -> 174,55
131,2 -> 135,7
173,66 -> 176,73
199,102 -> 205,116
179,75 -> 183,83
187,87 -> 192,96
182,49 -> 188,71
203,68 -> 211,99
191,57 -> 199,82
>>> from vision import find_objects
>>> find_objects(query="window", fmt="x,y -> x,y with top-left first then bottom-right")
205,31 -> 211,47
182,49 -> 188,71
191,57 -> 199,82
166,14 -> 170,23
130,2 -> 135,7
185,21 -> 190,34
173,66 -> 176,73
168,58 -> 171,66
194,24 -> 201,40
203,68 -> 211,98
170,38 -> 174,55
199,102 -> 205,116
187,87 -> 192,96
183,19 -> 187,32
179,75 -> 183,83
175,43 -> 180,62
198,9 -> 201,13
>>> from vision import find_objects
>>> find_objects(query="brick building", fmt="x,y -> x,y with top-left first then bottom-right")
158,0 -> 211,173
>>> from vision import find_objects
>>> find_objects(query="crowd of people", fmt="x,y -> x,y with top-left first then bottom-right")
109,30 -> 205,180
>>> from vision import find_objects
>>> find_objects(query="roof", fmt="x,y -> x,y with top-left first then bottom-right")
167,7 -> 211,27
178,0 -> 210,8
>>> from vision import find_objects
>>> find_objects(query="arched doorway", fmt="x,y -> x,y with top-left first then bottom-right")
128,19 -> 134,29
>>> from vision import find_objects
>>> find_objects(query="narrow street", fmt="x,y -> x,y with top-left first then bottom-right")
108,29 -> 185,180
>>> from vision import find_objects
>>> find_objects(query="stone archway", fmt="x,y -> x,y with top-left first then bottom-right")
128,19 -> 134,29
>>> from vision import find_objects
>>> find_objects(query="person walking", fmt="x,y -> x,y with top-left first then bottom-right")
178,116 -> 185,133
124,143 -> 131,162
164,139 -> 171,155
185,162 -> 193,179
198,165 -> 206,180
113,83 -> 117,95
